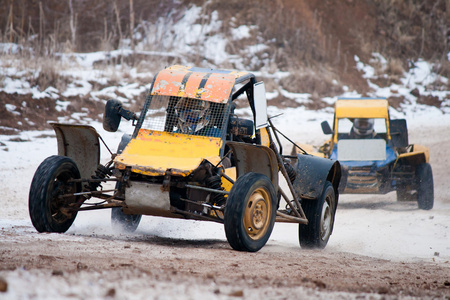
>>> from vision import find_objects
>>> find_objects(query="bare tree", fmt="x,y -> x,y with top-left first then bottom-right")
114,0 -> 123,48
39,1 -> 44,51
130,0 -> 135,50
69,0 -> 77,50
6,3 -> 15,43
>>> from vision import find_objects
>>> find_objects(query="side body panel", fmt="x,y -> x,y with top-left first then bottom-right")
396,144 -> 429,165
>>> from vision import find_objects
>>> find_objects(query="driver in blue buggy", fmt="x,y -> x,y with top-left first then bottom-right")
349,118 -> 377,139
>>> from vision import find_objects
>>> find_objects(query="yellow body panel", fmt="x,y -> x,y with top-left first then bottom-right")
396,144 -> 429,165
411,144 -> 430,162
335,99 -> 389,119
221,167 -> 236,192
151,65 -> 250,103
114,129 -> 222,176
291,143 -> 325,158
333,99 -> 390,144
259,127 -> 271,147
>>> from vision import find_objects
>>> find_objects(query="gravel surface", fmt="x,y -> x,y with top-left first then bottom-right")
1,121 -> 449,299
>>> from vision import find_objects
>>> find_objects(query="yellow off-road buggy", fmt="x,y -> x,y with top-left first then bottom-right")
317,98 -> 433,210
29,65 -> 341,252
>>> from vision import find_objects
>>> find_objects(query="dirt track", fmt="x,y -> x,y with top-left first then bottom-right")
1,122 -> 450,299
1,228 -> 449,299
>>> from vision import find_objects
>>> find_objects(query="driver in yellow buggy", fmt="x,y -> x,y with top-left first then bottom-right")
174,97 -> 221,137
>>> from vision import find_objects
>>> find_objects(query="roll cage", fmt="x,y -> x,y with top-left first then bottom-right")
132,65 -> 265,157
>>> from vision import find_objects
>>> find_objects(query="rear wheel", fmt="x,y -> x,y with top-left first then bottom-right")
111,182 -> 141,232
111,207 -> 142,232
416,163 -> 434,210
299,181 -> 336,249
29,155 -> 81,233
224,173 -> 277,252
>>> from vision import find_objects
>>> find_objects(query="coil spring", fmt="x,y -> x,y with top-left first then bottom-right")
284,163 -> 297,183
89,164 -> 111,190
205,175 -> 225,205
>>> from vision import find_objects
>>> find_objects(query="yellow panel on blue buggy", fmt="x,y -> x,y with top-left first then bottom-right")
333,99 -> 391,143
335,99 -> 389,119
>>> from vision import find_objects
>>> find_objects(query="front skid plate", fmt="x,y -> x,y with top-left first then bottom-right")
124,181 -> 170,215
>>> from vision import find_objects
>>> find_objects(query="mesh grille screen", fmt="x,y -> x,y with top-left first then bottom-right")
141,95 -> 227,138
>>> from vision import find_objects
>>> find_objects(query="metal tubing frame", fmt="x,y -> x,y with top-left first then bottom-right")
268,119 -> 308,222
78,202 -> 123,211
278,188 -> 307,222
171,207 -> 224,223
185,184 -> 229,195
276,211 -> 308,224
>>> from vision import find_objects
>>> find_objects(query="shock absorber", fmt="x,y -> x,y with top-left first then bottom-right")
284,162 -> 297,183
205,175 -> 225,206
89,164 -> 111,191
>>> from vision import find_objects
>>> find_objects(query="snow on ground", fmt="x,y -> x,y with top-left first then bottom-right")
1,37 -> 450,267
1,104 -> 449,265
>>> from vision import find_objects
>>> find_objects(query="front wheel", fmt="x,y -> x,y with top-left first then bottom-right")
416,163 -> 434,210
224,173 -> 277,252
299,181 -> 336,249
29,155 -> 81,233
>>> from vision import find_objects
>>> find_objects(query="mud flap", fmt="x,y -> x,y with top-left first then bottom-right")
293,154 -> 341,200
226,142 -> 278,188
51,123 -> 100,179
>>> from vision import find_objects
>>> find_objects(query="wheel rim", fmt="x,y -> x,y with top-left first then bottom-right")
243,188 -> 271,240
320,194 -> 332,241
48,171 -> 77,224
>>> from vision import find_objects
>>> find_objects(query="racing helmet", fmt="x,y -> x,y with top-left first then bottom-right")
353,118 -> 374,136
175,97 -> 211,134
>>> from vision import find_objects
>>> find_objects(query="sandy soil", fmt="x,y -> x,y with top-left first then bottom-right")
1,229 -> 449,299
0,122 -> 449,299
